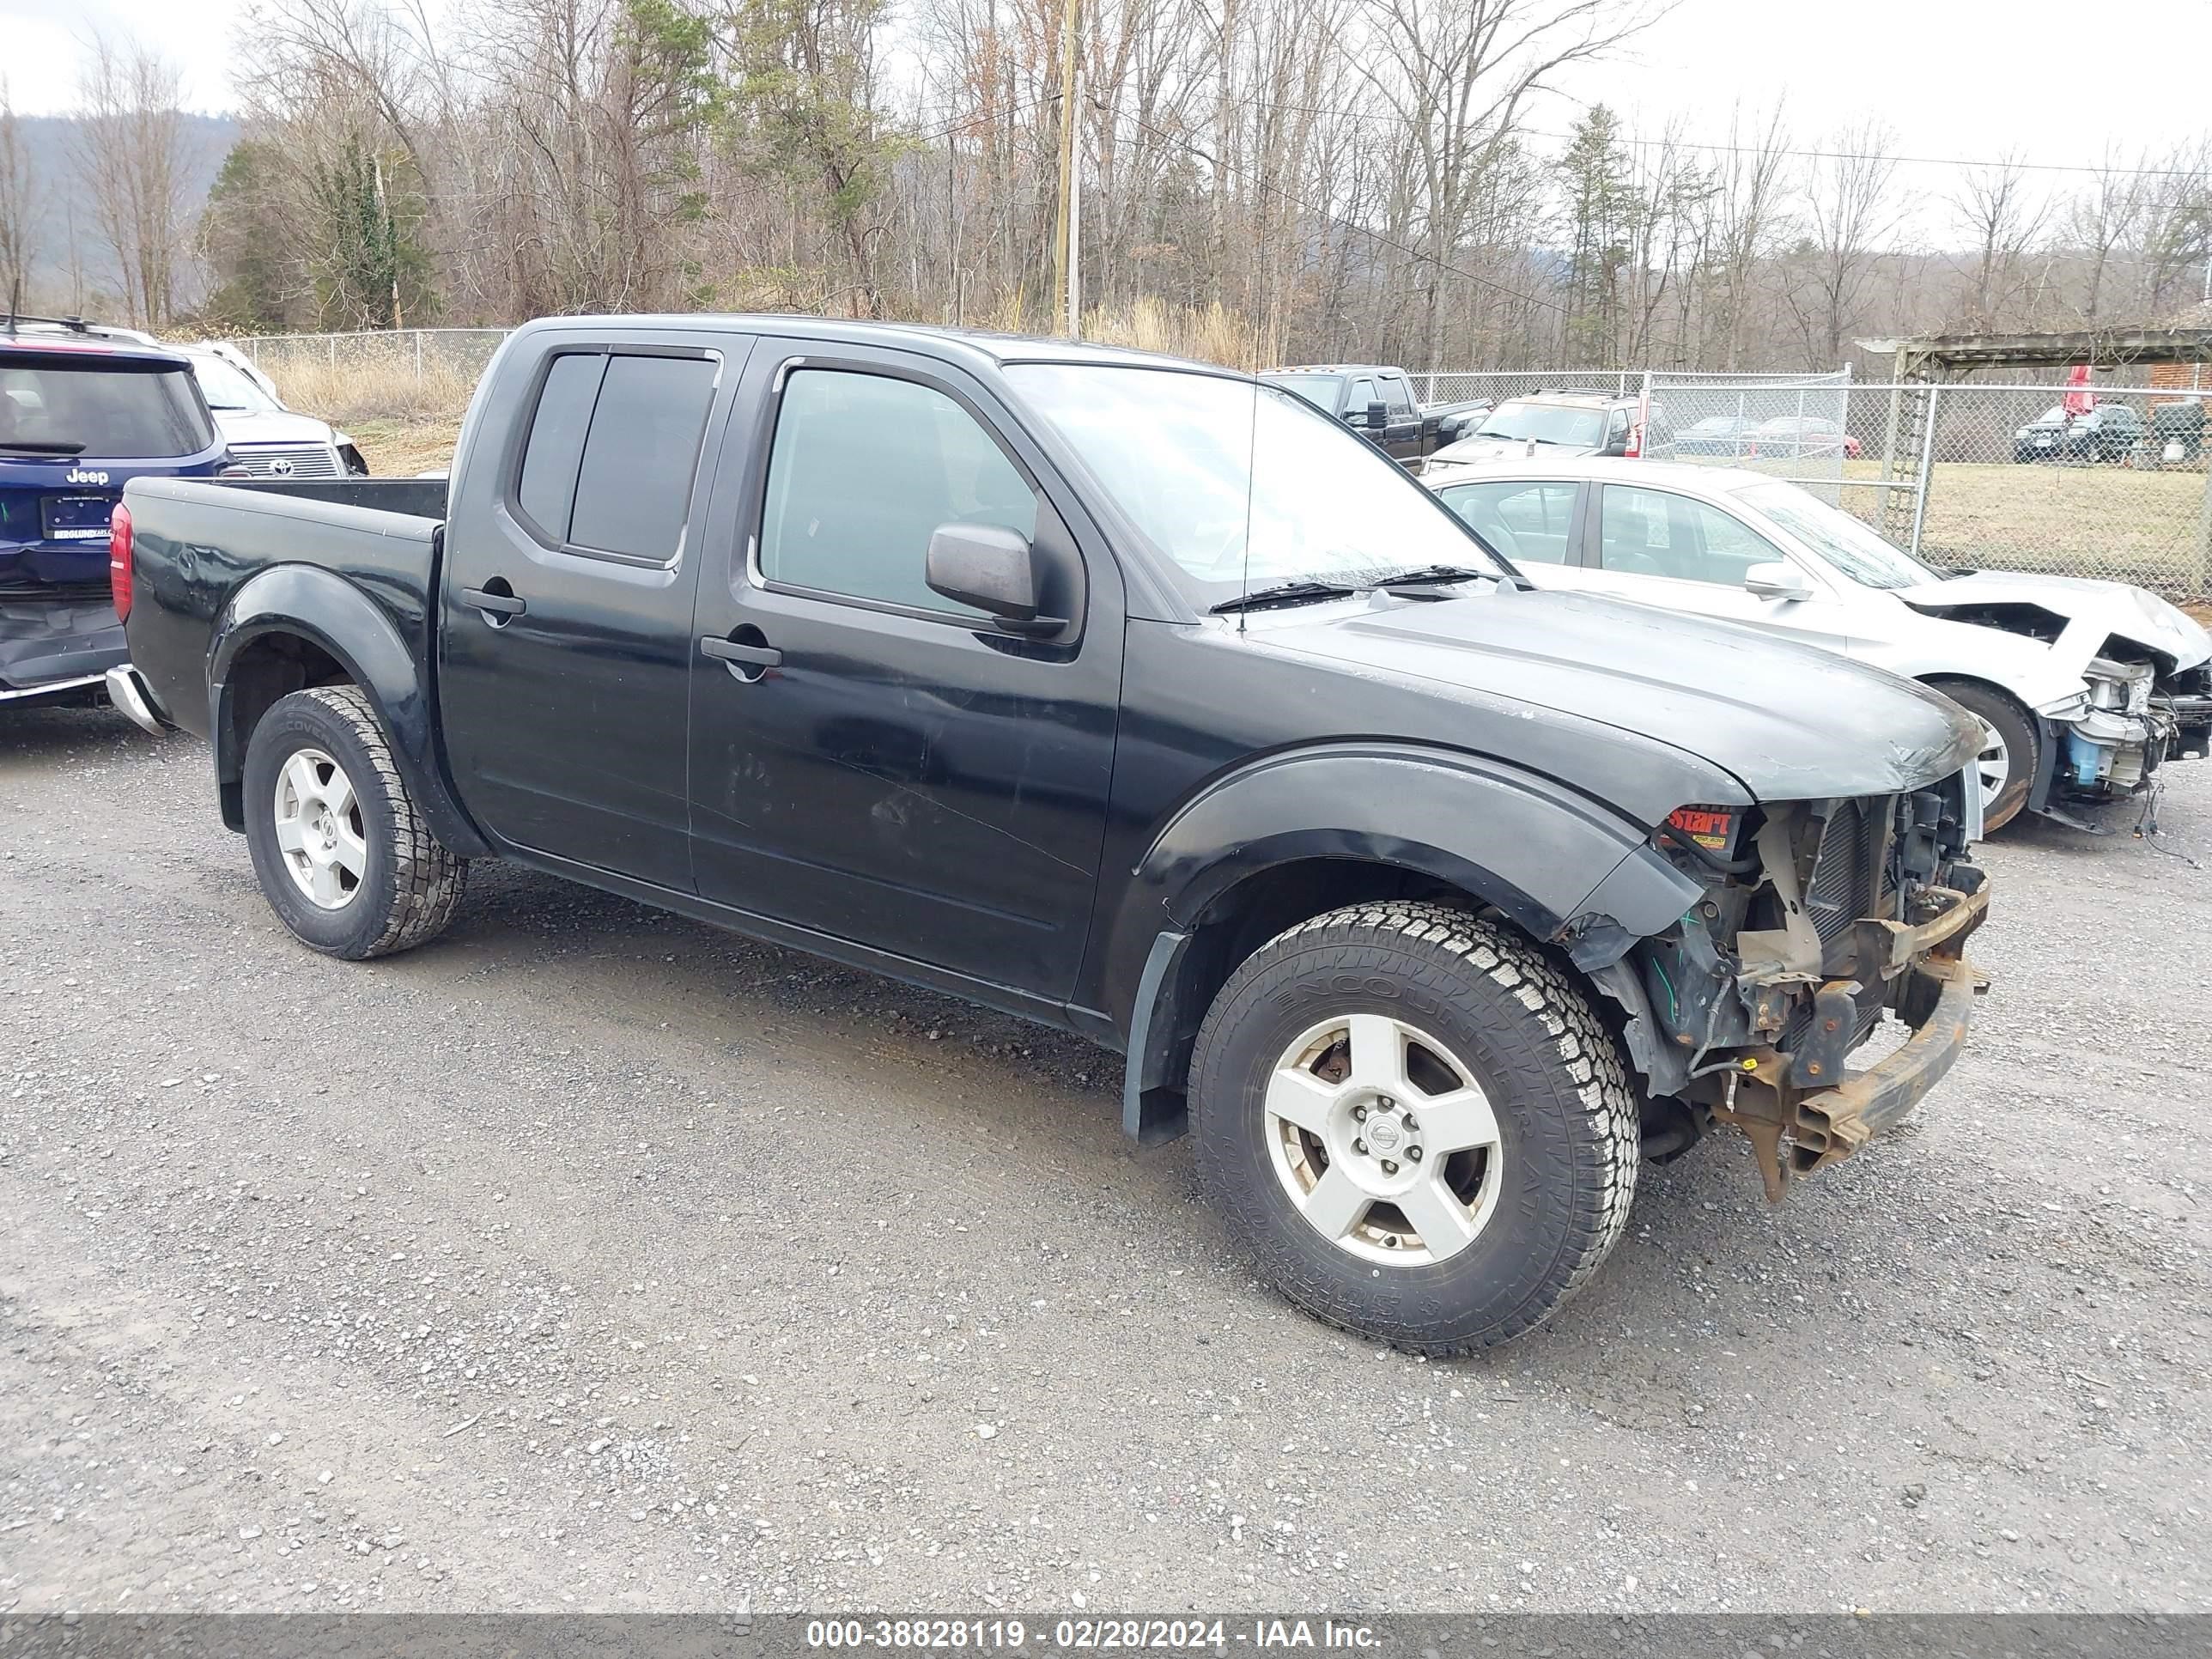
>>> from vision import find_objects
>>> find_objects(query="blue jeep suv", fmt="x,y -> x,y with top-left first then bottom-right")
3,321 -> 230,706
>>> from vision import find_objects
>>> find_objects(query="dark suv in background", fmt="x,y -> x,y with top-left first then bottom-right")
2,318 -> 230,706
2013,402 -> 2145,464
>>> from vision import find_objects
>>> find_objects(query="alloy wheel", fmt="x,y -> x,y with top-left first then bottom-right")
1263,1012 -> 1504,1266
1972,717 -> 2011,815
272,746 -> 368,909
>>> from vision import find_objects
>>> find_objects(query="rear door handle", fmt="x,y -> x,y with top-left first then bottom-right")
700,635 -> 782,670
461,586 -> 526,617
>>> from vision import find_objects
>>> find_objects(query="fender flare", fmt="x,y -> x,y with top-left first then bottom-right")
1109,744 -> 1704,1133
209,564 -> 490,858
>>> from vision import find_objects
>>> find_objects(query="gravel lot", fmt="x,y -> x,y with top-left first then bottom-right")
3,702 -> 2207,1618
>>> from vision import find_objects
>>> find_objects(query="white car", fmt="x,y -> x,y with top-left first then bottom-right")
1420,455 -> 2212,831
179,344 -> 368,481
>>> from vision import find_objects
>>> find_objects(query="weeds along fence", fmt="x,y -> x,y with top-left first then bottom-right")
234,329 -> 2212,600
233,328 -> 513,422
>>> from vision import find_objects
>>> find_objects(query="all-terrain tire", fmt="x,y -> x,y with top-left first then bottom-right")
1929,678 -> 2039,834
1189,900 -> 1638,1354
242,685 -> 467,959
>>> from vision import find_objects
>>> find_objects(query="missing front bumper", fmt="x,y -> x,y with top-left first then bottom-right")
1715,881 -> 1990,1201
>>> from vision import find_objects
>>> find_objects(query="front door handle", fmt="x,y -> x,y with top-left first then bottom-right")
700,634 -> 782,681
460,586 -> 526,618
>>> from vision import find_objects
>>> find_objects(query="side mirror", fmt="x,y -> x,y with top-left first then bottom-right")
1744,561 -> 1814,603
926,522 -> 1064,635
1364,401 -> 1389,428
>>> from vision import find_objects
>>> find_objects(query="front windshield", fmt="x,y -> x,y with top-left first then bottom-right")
1261,373 -> 1344,413
191,354 -> 280,411
1735,481 -> 1942,590
1469,400 -> 1606,447
1006,364 -> 1505,604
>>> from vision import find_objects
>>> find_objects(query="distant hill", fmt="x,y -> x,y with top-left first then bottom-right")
8,112 -> 240,318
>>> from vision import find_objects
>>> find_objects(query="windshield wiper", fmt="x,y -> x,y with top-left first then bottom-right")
0,440 -> 87,457
1209,580 -> 1359,615
1378,564 -> 1490,588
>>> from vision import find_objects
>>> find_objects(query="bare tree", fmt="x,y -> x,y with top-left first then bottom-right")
1698,104 -> 1790,369
1355,0 -> 1661,366
2065,145 -> 2151,321
1785,118 -> 1901,363
1951,152 -> 2050,330
0,79 -> 35,311
70,37 -> 205,328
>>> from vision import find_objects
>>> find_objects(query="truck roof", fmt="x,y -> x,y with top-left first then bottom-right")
507,313 -> 1247,380
1264,364 -> 1404,376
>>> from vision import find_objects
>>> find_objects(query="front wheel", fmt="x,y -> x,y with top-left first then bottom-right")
242,685 -> 467,958
1929,678 -> 2039,834
1189,901 -> 1638,1354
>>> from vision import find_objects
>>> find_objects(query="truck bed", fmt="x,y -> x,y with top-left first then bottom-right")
121,474 -> 452,748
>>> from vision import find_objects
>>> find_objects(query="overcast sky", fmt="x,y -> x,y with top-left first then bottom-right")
8,0 -> 2211,185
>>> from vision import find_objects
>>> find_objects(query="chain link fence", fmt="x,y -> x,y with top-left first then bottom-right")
1418,368 -> 1640,407
1419,365 -> 2212,600
230,328 -> 515,424
233,327 -> 515,381
1853,382 -> 2212,599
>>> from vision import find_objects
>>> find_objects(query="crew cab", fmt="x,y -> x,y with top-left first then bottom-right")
1261,364 -> 1440,463
110,316 -> 1993,1353
2,319 -> 229,705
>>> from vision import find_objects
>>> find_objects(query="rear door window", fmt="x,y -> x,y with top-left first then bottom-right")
1436,481 -> 1578,565
514,350 -> 719,562
0,357 -> 216,459
568,355 -> 718,560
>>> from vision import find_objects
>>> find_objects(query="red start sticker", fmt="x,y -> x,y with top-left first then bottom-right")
1666,806 -> 1737,852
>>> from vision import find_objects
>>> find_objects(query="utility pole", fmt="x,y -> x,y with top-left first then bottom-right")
1051,0 -> 1082,338
374,153 -> 404,330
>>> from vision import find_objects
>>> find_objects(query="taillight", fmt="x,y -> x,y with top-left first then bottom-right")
1624,422 -> 1644,459
109,502 -> 134,623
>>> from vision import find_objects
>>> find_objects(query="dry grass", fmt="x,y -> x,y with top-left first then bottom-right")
337,413 -> 465,477
265,353 -> 483,425
1836,459 -> 2212,599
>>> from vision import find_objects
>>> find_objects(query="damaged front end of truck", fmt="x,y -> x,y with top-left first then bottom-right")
1585,775 -> 1990,1200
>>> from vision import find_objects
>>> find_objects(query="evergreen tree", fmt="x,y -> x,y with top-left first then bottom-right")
1556,106 -> 1634,363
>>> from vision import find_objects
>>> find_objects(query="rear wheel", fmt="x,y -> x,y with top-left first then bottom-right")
1189,901 -> 1638,1354
1930,678 -> 2038,833
242,685 -> 467,958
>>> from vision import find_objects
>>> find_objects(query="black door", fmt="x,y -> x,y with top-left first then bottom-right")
439,333 -> 745,890
687,343 -> 1122,1000
1379,375 -> 1425,460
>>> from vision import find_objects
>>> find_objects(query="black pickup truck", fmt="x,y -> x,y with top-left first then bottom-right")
1261,365 -> 1445,463
110,315 -> 1993,1353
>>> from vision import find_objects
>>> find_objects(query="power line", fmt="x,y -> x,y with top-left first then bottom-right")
1159,88 -> 2209,180
1571,126 -> 2207,181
